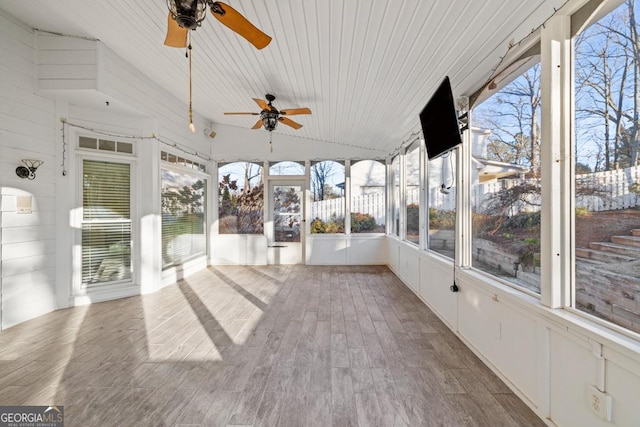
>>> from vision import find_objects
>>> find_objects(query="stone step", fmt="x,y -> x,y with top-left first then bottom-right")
632,229 -> 640,237
588,241 -> 640,258
611,235 -> 640,248
575,247 -> 636,263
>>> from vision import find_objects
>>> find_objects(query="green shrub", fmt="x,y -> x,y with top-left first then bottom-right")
310,218 -> 325,233
351,212 -> 377,232
517,237 -> 540,266
407,203 -> 420,232
310,215 -> 345,233
429,208 -> 456,229
325,221 -> 344,233
503,211 -> 541,229
575,207 -> 591,217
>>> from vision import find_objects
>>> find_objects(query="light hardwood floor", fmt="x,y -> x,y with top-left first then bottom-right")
0,265 -> 546,426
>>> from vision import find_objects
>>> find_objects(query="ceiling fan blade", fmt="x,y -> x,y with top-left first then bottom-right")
252,119 -> 263,129
278,117 -> 302,130
224,112 -> 260,115
280,107 -> 312,116
210,2 -> 272,50
164,13 -> 188,48
253,98 -> 270,110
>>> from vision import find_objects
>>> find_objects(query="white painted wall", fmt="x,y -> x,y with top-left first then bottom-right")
387,236 -> 640,426
1,13 -> 58,329
209,234 -> 386,266
306,234 -> 386,265
0,10 -> 216,328
210,234 -> 268,265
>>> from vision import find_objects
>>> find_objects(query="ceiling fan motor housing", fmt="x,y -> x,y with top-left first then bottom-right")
167,0 -> 207,30
262,111 -> 279,131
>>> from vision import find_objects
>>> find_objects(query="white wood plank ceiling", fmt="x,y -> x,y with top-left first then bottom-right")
1,0 -> 568,156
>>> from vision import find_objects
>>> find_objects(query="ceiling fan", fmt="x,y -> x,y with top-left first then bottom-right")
164,0 -> 271,50
225,94 -> 312,131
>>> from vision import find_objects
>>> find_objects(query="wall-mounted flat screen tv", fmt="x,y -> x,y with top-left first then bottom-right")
419,76 -> 462,160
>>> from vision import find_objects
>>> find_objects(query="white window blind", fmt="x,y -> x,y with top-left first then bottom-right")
82,160 -> 132,286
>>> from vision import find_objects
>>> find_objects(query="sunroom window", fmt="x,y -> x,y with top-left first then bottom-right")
350,160 -> 386,233
310,160 -> 345,234
471,63 -> 542,293
428,150 -> 456,258
390,155 -> 401,237
573,0 -> 640,333
218,162 -> 263,234
161,164 -> 207,270
405,142 -> 421,244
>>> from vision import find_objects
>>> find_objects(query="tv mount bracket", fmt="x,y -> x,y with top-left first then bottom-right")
457,96 -> 469,133
458,112 -> 469,133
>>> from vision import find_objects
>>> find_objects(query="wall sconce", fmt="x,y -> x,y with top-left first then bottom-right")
16,159 -> 44,180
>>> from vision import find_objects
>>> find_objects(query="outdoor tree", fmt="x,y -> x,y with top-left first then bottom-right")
162,179 -> 205,217
242,162 -> 261,193
218,164 -> 264,234
178,180 -> 205,214
311,161 -> 335,201
475,64 -> 541,175
624,0 -> 640,165
575,7 -> 631,170
237,182 -> 264,233
574,0 -> 640,170
218,173 -> 238,219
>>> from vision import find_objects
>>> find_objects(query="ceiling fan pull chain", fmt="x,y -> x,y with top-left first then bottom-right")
269,133 -> 273,153
187,34 -> 195,133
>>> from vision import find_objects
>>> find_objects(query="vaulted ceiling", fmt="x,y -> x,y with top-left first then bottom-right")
2,0 -> 567,156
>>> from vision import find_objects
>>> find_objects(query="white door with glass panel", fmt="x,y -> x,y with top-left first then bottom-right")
267,180 -> 304,264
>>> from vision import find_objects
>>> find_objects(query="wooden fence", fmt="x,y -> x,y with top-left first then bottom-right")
310,164 -> 640,222
575,165 -> 640,211
311,193 -> 385,225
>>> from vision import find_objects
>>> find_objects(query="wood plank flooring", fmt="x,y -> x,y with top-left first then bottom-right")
0,265 -> 546,426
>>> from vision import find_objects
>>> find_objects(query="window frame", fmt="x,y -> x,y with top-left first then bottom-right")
309,160 -> 346,234
566,0 -> 640,338
349,159 -> 387,235
404,140 -> 423,246
217,161 -> 264,235
160,159 -> 210,271
389,155 -> 402,237
74,150 -> 137,296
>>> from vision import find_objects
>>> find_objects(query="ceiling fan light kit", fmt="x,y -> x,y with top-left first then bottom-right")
166,0 -> 207,30
225,94 -> 311,133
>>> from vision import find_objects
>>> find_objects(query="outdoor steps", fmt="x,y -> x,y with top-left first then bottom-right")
611,235 -> 640,247
588,241 -> 640,258
577,230 -> 640,264
575,247 -> 636,263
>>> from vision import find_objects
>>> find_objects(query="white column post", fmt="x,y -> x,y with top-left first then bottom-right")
540,13 -> 572,308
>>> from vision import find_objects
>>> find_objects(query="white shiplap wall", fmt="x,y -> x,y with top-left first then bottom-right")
0,11 -> 219,329
1,12 -> 58,329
